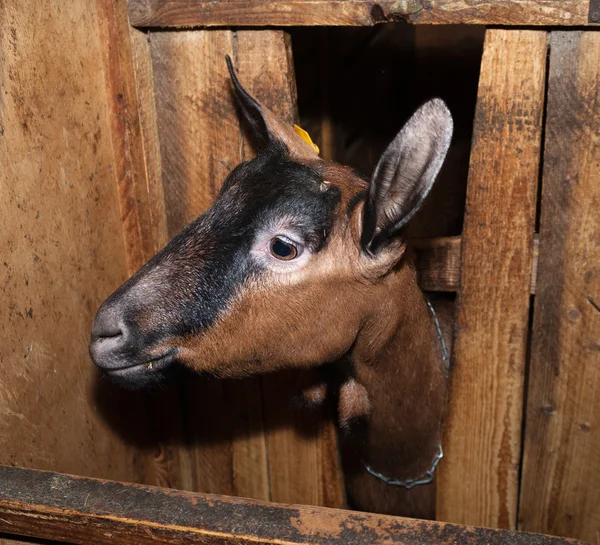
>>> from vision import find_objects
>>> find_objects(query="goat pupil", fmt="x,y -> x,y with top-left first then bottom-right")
270,238 -> 296,260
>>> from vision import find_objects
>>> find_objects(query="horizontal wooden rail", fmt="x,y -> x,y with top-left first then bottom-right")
128,0 -> 596,28
0,466 -> 584,545
413,235 -> 539,294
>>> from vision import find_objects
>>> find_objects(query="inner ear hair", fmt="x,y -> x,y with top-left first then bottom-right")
361,99 -> 453,255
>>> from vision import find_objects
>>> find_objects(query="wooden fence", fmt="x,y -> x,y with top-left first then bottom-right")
0,0 -> 598,543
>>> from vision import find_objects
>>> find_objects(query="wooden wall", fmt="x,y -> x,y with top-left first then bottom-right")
2,0 -> 598,542
0,0 -> 155,485
292,24 -> 599,543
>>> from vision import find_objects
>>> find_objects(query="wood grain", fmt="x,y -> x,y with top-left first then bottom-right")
0,0 -> 149,482
148,30 -> 344,506
412,236 -> 539,294
129,28 -> 169,252
236,30 -> 345,509
128,0 -> 594,28
0,466 -> 585,545
436,30 -> 548,529
95,0 -> 165,273
519,31 -> 600,544
149,30 -> 268,500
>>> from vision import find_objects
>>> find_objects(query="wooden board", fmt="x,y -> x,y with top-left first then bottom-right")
0,0 -> 150,483
128,0 -> 595,28
412,236 -> 539,294
96,0 -> 166,274
235,30 -> 345,509
148,29 -> 344,506
519,31 -> 600,544
436,30 -> 548,529
129,28 -> 169,253
0,466 -> 585,545
149,30 -> 267,499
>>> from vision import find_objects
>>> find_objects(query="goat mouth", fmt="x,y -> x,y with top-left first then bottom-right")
103,349 -> 178,378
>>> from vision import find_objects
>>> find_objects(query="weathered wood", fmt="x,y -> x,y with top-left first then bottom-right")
0,466 -> 585,545
519,31 -> 600,544
96,0 -> 165,273
412,236 -> 539,294
437,30 -> 547,529
0,0 -> 149,483
150,30 -> 268,499
128,0 -> 594,28
149,29 -> 344,506
129,28 -> 169,252
235,30 -> 345,509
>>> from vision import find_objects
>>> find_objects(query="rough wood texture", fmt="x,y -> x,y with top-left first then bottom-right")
96,0 -> 166,273
129,28 -> 169,252
0,466 -> 585,545
128,0 -> 594,27
437,30 -> 547,529
0,0 -> 151,483
150,30 -> 269,500
149,29 -> 344,507
236,30 -> 345,509
519,31 -> 600,544
413,236 -> 539,294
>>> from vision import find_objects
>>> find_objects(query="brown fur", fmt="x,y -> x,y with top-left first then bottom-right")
91,72 -> 452,518
146,164 -> 448,517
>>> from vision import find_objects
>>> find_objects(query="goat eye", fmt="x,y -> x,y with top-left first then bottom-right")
269,236 -> 299,261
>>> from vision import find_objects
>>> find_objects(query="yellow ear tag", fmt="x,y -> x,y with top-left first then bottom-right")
293,124 -> 320,155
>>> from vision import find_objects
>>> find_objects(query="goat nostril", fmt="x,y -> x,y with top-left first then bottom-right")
91,306 -> 126,343
95,329 -> 123,341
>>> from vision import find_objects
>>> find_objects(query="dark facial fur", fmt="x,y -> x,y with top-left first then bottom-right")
89,146 -> 340,387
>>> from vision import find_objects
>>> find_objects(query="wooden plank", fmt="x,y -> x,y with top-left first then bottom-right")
235,30 -> 345,509
519,31 -> 600,544
148,30 -> 344,506
412,236 -> 539,294
128,0 -> 594,28
129,28 -> 169,252
413,237 -> 462,293
126,26 -> 197,494
0,0 -> 150,483
95,0 -> 166,273
0,466 -> 585,545
436,30 -> 547,529
149,30 -> 267,499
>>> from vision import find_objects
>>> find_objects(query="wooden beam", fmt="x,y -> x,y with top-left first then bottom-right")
436,30 -> 547,529
128,0 -> 595,28
149,30 -> 270,500
148,29 -> 344,507
235,30 -> 345,508
96,0 -> 167,273
519,31 -> 600,544
0,0 -> 151,484
0,466 -> 584,545
412,236 -> 539,294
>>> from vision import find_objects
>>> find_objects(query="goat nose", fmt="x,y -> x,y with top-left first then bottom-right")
89,305 -> 129,368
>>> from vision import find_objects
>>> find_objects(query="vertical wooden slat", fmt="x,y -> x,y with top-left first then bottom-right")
0,0 -> 150,485
437,29 -> 547,529
235,30 -> 345,508
519,31 -> 600,543
95,0 -> 165,273
149,30 -> 254,497
129,28 -> 169,252
149,29 -> 344,506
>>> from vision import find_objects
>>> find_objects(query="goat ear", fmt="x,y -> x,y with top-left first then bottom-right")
361,99 -> 453,255
226,56 -> 319,160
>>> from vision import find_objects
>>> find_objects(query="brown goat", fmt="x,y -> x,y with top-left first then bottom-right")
89,58 -> 453,518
